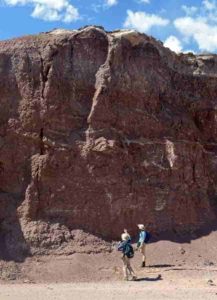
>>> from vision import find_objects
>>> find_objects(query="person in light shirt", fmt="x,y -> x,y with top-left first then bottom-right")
137,224 -> 147,267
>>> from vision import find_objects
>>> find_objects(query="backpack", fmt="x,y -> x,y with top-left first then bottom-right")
144,231 -> 151,243
124,243 -> 134,259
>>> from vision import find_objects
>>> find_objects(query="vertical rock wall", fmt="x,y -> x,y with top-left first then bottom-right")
0,27 -> 217,256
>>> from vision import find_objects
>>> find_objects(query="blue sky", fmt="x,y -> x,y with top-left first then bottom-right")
1,0 -> 217,53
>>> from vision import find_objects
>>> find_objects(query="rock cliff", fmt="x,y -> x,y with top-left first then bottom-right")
0,26 -> 217,258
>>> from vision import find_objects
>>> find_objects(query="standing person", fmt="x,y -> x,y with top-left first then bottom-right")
117,230 -> 137,281
137,224 -> 147,268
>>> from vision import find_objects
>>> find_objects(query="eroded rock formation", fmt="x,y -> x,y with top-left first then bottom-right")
0,26 -> 217,257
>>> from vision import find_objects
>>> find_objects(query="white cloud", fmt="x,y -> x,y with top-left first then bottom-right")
105,0 -> 118,7
63,4 -> 79,23
164,35 -> 182,53
203,0 -> 216,10
181,5 -> 198,16
139,0 -> 150,4
124,10 -> 169,33
174,17 -> 217,52
31,4 -> 61,21
3,0 -> 80,22
174,0 -> 217,52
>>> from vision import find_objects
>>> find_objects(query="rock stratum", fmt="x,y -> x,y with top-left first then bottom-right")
0,26 -> 217,259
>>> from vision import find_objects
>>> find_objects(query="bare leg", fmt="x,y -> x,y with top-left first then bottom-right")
127,260 -> 136,276
140,244 -> 146,267
122,256 -> 129,280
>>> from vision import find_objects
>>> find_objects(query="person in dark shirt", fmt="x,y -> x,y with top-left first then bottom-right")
117,230 -> 137,281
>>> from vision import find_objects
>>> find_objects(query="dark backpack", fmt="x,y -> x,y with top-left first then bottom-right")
124,243 -> 134,258
144,231 -> 151,243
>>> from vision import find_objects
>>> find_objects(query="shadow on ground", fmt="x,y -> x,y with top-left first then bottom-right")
135,274 -> 162,282
148,264 -> 175,268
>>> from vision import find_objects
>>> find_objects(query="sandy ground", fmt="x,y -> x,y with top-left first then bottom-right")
1,258 -> 217,300
1,231 -> 217,299
0,279 -> 217,300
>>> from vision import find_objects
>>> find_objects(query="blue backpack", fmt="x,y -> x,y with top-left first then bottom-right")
145,231 -> 151,243
124,243 -> 134,258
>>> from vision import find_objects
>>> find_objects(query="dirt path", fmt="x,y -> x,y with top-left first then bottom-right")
1,234 -> 217,299
1,264 -> 217,300
0,282 -> 216,300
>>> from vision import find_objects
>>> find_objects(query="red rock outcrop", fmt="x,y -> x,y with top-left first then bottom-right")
0,26 -> 217,257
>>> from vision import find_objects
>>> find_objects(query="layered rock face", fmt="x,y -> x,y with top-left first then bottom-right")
0,26 -> 217,257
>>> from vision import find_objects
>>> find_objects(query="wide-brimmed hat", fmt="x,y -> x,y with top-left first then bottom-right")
121,232 -> 130,241
137,224 -> 145,230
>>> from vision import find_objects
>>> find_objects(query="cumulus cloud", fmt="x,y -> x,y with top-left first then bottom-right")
164,35 -> 182,53
105,0 -> 118,7
174,17 -> 217,52
203,0 -> 216,10
181,5 -> 198,16
174,0 -> 217,52
3,0 -> 80,23
124,10 -> 169,33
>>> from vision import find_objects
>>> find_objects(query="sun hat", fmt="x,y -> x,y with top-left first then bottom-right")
137,224 -> 145,230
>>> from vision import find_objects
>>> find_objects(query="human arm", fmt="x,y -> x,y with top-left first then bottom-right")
138,231 -> 146,248
117,241 -> 126,251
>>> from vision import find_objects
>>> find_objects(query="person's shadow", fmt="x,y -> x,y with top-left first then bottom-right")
148,264 -> 174,268
135,274 -> 162,282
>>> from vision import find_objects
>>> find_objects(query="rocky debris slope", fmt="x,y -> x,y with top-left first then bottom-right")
0,26 -> 217,258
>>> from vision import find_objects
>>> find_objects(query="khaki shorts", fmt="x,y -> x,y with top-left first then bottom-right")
140,243 -> 146,255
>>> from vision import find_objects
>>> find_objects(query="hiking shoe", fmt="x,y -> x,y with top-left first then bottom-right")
123,277 -> 129,281
131,276 -> 137,281
141,262 -> 146,268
